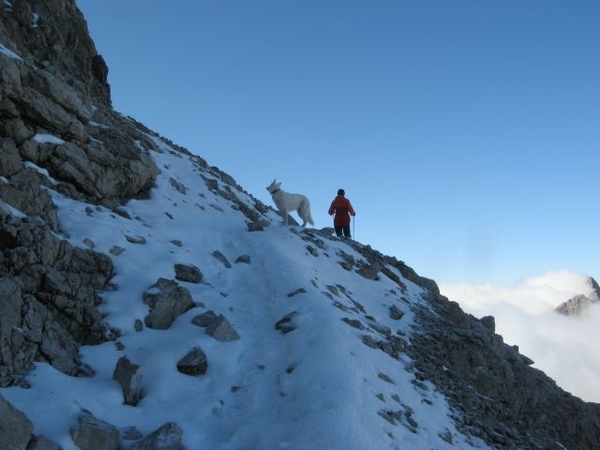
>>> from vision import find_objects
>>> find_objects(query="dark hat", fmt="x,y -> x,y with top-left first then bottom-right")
337,189 -> 345,196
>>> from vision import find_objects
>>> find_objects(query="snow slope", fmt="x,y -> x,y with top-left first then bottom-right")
2,132 -> 490,449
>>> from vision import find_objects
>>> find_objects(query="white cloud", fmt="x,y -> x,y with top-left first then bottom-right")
440,270 -> 600,402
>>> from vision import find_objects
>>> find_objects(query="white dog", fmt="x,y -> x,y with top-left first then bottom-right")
266,179 -> 314,227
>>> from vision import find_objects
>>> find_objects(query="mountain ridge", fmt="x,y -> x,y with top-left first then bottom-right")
1,1 -> 600,449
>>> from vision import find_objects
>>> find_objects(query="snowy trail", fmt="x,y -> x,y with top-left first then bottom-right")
2,140 -> 492,449
196,226 -> 301,448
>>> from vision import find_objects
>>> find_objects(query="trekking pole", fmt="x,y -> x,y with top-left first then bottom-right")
352,215 -> 356,240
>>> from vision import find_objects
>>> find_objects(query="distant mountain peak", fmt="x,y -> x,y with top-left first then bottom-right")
587,276 -> 600,294
555,276 -> 600,316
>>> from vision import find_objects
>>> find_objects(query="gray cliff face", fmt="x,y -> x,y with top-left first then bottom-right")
1,1 -> 114,389
0,0 -> 159,382
0,0 -> 111,107
1,1 -> 600,449
1,0 -> 158,211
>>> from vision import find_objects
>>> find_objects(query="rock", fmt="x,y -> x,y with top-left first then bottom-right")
0,168 -> 60,230
130,422 -> 185,450
389,304 -> 404,320
287,287 -> 306,298
235,254 -> 251,264
480,315 -> 495,333
190,311 -> 239,341
212,250 -> 231,268
356,264 -> 380,281
112,356 -> 143,406
555,279 -> 600,316
275,311 -> 300,334
0,211 -> 115,386
342,317 -> 365,330
126,234 -> 147,244
27,435 -> 61,450
1,42 -> 159,208
121,426 -> 144,441
0,393 -> 33,449
0,137 -> 22,176
176,346 -> 208,376
70,410 -> 120,450
174,263 -> 203,283
143,278 -> 194,329
247,220 -> 268,231
191,310 -> 218,328
205,314 -> 240,342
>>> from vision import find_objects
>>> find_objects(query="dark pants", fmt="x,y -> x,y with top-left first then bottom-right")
335,225 -> 351,238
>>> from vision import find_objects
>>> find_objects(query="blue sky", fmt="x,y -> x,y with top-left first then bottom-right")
76,0 -> 600,285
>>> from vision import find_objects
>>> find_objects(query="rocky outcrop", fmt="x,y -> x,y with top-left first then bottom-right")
1,1 -> 159,210
0,0 -> 111,107
555,277 -> 600,316
0,166 -> 59,230
0,207 -> 115,387
0,13 -> 165,450
0,0 -> 160,390
411,292 -> 600,449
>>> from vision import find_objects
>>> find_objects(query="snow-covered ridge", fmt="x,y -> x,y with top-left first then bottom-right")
2,132 -> 489,449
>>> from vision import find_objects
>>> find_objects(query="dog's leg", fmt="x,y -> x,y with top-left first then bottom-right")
299,209 -> 306,226
298,200 -> 312,227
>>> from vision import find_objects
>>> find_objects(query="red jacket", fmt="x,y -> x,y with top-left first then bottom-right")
328,195 -> 355,227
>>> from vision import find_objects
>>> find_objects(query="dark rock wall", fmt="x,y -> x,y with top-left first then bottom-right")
0,0 -> 155,387
0,0 -> 111,106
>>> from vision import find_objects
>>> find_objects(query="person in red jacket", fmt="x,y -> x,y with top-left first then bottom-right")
328,189 -> 356,238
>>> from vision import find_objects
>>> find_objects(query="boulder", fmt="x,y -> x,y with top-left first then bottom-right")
70,410 -> 120,450
174,263 -> 203,284
176,347 -> 208,376
205,315 -> 240,342
130,422 -> 185,450
0,393 -> 33,449
112,356 -> 143,406
143,278 -> 194,329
